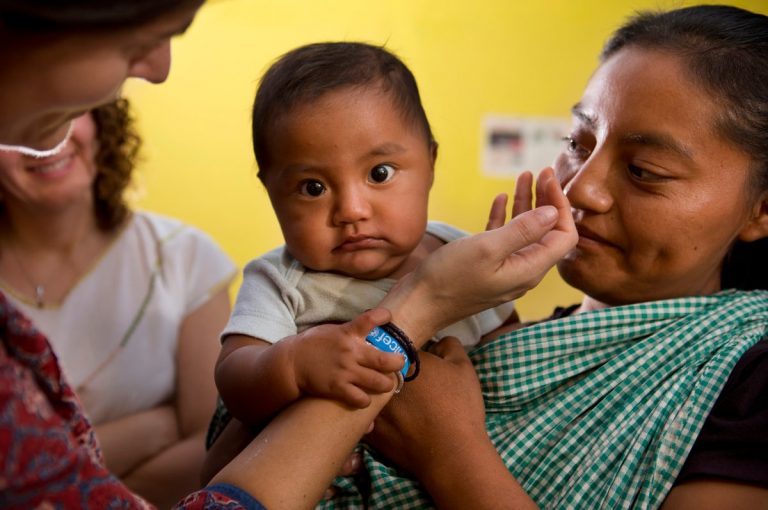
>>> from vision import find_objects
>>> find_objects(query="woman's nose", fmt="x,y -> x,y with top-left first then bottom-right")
128,40 -> 172,84
563,154 -> 614,213
332,187 -> 372,225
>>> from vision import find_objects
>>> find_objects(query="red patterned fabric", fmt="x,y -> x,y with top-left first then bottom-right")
0,293 -> 251,509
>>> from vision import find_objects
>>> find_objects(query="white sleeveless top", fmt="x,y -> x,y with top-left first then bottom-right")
1,212 -> 236,425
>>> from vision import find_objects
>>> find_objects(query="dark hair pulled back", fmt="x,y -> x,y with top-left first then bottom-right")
0,0 -> 204,32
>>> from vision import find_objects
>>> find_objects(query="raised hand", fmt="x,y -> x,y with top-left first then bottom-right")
382,167 -> 576,343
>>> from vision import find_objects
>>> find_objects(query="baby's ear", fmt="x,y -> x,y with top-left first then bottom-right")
738,192 -> 768,242
430,141 -> 439,167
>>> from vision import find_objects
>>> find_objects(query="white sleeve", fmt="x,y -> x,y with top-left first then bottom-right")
158,220 -> 237,316
222,253 -> 301,343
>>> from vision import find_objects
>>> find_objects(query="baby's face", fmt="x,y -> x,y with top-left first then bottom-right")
261,87 -> 435,280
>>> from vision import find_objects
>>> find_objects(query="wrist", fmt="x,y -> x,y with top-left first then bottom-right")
281,335 -> 305,397
366,323 -> 419,385
379,271 -> 444,348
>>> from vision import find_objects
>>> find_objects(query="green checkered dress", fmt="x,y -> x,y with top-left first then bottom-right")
319,289 -> 768,509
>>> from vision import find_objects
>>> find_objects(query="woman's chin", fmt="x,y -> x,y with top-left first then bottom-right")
557,257 -> 592,290
557,259 -> 626,305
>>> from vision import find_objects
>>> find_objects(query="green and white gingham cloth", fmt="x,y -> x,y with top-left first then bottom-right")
318,289 -> 768,510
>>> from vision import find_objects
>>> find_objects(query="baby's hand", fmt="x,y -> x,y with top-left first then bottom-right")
485,170 -> 534,231
290,308 -> 405,408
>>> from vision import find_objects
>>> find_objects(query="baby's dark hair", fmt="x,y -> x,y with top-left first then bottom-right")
603,4 -> 768,291
252,41 -> 435,180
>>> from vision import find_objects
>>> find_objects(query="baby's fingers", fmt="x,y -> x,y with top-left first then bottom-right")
352,366 -> 399,394
360,345 -> 405,374
336,384 -> 373,409
512,171 -> 534,218
485,193 -> 508,231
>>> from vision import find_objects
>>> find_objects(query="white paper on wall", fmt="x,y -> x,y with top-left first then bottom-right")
481,115 -> 571,178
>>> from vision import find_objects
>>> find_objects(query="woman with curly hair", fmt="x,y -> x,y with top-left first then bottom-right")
0,99 -> 236,509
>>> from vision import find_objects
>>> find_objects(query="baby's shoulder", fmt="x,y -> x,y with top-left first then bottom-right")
245,245 -> 303,281
425,221 -> 470,244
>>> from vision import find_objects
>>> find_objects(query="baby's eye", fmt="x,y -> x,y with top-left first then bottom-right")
300,180 -> 326,197
369,164 -> 396,184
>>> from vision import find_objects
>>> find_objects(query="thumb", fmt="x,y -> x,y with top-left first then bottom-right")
495,205 -> 558,254
344,307 -> 392,338
429,336 -> 470,364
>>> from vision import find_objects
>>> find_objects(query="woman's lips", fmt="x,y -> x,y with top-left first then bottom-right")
25,153 -> 75,177
575,224 -> 619,249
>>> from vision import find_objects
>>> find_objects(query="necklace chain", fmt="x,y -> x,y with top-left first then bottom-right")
5,242 -> 79,309
8,246 -> 48,308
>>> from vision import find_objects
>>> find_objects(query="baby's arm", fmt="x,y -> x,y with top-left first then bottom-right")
478,170 -> 535,344
214,309 -> 405,427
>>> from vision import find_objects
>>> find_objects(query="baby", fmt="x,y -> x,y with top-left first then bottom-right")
213,42 -> 515,430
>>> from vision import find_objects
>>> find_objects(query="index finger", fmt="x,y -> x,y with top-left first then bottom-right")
537,167 -> 571,213
510,170 -> 577,267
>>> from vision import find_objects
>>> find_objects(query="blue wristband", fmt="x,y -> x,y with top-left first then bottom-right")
366,325 -> 411,379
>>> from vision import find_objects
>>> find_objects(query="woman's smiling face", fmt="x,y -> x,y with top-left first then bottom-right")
0,112 -> 99,212
0,3 -> 199,152
555,47 -> 766,306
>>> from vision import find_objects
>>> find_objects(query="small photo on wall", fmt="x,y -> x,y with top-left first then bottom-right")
481,115 -> 570,178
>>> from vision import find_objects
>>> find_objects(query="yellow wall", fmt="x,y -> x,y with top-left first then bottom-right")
124,0 -> 768,320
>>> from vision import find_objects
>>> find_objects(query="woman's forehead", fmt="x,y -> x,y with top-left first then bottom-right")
578,49 -> 722,148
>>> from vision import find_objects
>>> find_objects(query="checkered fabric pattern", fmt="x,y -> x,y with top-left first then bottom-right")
318,290 -> 768,509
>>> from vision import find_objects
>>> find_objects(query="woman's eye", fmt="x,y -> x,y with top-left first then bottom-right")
300,180 -> 326,197
368,164 -> 396,184
563,136 -> 591,159
627,164 -> 667,182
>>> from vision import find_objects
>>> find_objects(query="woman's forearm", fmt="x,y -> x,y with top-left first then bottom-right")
419,436 -> 537,510
210,392 -> 392,510
96,406 -> 179,476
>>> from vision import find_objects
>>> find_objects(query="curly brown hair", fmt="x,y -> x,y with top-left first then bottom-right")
90,98 -> 141,231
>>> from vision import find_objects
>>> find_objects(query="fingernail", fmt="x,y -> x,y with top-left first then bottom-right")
534,206 -> 557,224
